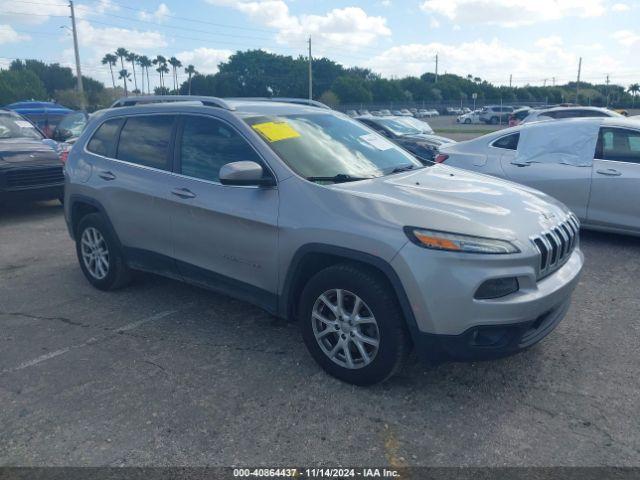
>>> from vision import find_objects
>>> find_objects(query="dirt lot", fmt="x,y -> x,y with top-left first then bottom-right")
1,199 -> 639,467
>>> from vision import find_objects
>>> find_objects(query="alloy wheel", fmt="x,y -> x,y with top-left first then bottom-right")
311,289 -> 380,369
80,227 -> 110,280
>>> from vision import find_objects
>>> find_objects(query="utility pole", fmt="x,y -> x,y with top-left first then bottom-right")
576,57 -> 582,104
543,78 -> 547,87
69,1 -> 85,107
552,77 -> 556,87
606,74 -> 610,107
307,36 -> 312,102
509,74 -> 512,88
435,53 -> 438,83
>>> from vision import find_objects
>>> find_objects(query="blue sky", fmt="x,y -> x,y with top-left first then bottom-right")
0,0 -> 638,90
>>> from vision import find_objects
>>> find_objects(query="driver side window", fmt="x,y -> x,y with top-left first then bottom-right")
179,116 -> 263,182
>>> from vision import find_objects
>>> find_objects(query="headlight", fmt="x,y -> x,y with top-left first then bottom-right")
404,227 -> 520,254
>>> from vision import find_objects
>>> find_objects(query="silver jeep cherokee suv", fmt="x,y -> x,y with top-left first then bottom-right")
64,96 -> 584,385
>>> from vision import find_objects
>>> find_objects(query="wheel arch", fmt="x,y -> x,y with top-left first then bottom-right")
68,194 -> 122,249
280,244 -> 420,336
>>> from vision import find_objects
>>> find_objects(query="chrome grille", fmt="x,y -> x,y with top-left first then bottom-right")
531,215 -> 580,279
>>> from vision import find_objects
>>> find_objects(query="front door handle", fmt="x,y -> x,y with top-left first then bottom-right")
596,168 -> 621,176
171,187 -> 197,199
98,170 -> 116,181
511,161 -> 530,167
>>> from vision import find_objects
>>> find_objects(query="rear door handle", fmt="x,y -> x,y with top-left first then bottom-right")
596,168 -> 621,176
171,187 -> 197,199
98,170 -> 116,181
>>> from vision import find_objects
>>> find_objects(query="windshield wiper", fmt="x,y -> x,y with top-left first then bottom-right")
306,173 -> 375,184
388,164 -> 417,174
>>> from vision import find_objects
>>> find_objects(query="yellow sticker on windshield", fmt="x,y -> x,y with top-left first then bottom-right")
252,121 -> 300,142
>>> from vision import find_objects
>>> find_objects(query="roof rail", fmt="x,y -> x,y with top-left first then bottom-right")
110,95 -> 235,110
229,97 -> 331,110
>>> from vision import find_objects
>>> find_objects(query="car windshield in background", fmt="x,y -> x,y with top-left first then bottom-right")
370,117 -> 422,136
0,114 -> 43,140
396,117 -> 434,134
243,113 -> 423,182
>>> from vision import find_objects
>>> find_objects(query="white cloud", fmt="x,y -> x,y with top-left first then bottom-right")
380,0 -> 392,6
0,24 -> 29,44
420,0 -> 607,27
206,1 -> 391,50
612,29 -> 640,47
0,0 -> 119,25
429,17 -> 440,28
611,3 -> 630,12
76,20 -> 168,52
174,47 -> 233,75
139,3 -> 171,23
363,37 -> 622,85
0,0 -> 68,25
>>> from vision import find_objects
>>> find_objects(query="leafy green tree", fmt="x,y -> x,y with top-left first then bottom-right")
318,90 -> 339,107
332,76 -> 372,103
0,69 -> 47,104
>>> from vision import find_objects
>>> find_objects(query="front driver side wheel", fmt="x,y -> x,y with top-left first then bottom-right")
299,264 -> 410,385
76,213 -> 131,291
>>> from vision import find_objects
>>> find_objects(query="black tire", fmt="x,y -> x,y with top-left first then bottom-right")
75,213 -> 131,291
490,116 -> 499,125
299,264 -> 411,386
464,118 -> 471,124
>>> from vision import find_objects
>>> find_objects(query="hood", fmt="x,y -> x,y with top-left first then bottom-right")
332,164 -> 570,244
0,138 -> 60,167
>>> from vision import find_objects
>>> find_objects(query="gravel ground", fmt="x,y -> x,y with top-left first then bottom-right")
1,200 -> 639,467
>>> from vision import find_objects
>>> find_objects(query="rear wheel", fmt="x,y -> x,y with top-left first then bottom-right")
76,213 -> 131,290
299,264 -> 410,385
490,116 -> 499,125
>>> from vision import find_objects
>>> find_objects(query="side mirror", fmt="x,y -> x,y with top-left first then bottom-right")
219,161 -> 276,187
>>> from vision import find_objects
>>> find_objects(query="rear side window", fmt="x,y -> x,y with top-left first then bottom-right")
87,118 -> 122,157
598,127 -> 640,164
179,115 -> 263,182
492,133 -> 520,150
116,115 -> 175,170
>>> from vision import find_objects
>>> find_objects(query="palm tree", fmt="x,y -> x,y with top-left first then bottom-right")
101,53 -> 117,88
115,47 -> 129,71
137,55 -> 152,95
153,55 -> 167,89
184,64 -> 197,95
155,64 -> 169,92
168,56 -> 182,92
125,51 -> 138,93
628,83 -> 640,107
118,69 -> 131,96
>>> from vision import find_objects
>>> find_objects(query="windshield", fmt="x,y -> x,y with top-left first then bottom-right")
243,113 -> 423,181
0,114 -> 43,140
395,117 -> 434,134
57,112 -> 88,137
370,117 -> 422,136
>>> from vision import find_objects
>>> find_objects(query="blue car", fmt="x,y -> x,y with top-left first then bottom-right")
5,101 -> 73,138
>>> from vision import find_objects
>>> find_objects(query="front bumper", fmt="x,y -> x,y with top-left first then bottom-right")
0,166 -> 64,202
391,243 -> 584,361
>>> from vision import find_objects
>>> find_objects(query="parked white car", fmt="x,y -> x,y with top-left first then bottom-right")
457,110 -> 482,124
437,117 -> 640,236
521,106 -> 622,124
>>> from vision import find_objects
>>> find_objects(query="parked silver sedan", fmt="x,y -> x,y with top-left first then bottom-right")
438,117 -> 640,236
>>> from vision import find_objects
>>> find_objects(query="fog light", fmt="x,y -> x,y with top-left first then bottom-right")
470,327 -> 511,347
474,277 -> 519,299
